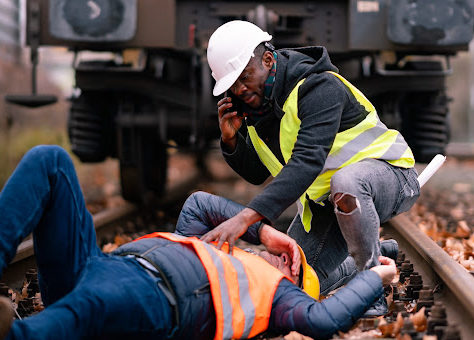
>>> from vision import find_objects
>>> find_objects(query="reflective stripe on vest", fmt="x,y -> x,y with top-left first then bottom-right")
248,71 -> 415,232
134,232 -> 286,340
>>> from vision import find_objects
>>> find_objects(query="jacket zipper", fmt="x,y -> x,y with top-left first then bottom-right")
193,282 -> 210,296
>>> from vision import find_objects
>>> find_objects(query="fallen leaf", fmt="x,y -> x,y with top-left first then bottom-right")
410,307 -> 427,332
392,313 -> 404,336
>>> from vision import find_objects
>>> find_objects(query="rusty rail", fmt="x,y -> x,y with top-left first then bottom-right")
384,213 -> 474,339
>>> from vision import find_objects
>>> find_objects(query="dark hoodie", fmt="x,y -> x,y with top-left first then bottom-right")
222,46 -> 371,224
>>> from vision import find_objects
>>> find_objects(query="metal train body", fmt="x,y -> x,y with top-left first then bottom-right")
23,0 -> 474,201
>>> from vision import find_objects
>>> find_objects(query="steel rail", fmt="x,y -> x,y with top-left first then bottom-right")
384,213 -> 474,339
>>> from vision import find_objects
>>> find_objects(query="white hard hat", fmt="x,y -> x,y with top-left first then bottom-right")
207,20 -> 272,96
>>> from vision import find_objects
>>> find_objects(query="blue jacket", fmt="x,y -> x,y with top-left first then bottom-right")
113,192 -> 383,339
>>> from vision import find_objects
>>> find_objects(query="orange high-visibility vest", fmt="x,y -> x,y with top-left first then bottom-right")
135,232 -> 287,340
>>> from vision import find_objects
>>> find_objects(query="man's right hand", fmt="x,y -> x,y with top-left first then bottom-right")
218,96 -> 243,151
370,256 -> 397,286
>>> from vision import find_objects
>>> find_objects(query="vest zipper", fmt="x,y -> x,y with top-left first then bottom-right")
193,282 -> 210,296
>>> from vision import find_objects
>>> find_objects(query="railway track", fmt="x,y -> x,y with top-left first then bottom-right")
1,158 -> 473,338
383,214 -> 474,340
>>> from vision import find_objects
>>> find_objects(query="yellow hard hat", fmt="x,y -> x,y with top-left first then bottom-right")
298,245 -> 320,300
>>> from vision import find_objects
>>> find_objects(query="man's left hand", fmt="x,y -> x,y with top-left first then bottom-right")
259,225 -> 301,277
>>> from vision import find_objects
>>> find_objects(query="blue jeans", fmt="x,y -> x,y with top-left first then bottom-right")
288,159 -> 419,292
0,146 -> 172,339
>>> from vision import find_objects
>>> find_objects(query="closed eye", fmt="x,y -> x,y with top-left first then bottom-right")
240,73 -> 249,81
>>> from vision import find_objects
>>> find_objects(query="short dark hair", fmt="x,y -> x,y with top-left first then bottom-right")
250,42 -> 275,69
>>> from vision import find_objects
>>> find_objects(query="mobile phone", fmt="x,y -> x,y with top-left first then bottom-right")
224,91 -> 245,117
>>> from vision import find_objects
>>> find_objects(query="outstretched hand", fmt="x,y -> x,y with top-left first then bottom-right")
370,256 -> 397,286
200,216 -> 248,254
200,208 -> 263,254
259,225 -> 301,277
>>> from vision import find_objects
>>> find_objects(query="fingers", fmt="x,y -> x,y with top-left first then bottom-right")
371,256 -> 397,286
218,104 -> 235,118
200,231 -> 213,243
217,97 -> 230,107
201,229 -> 222,245
201,230 -> 223,247
216,238 -> 225,251
217,97 -> 233,118
215,236 -> 236,255
378,256 -> 395,266
290,243 -> 301,276
291,263 -> 300,277
201,229 -> 235,254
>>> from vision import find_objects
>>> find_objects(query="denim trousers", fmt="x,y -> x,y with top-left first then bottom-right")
174,157 -> 419,295
288,158 -> 420,293
0,146 -> 173,339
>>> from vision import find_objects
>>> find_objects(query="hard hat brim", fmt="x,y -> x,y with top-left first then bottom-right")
298,245 -> 320,300
212,64 -> 247,96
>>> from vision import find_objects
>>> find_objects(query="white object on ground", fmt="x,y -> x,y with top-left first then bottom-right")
417,154 -> 447,188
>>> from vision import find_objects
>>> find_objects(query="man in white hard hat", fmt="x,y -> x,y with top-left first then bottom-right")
203,20 -> 419,316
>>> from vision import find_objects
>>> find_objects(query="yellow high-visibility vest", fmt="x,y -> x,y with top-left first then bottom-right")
248,71 -> 414,232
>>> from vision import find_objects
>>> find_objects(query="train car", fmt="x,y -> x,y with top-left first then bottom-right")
7,0 -> 474,201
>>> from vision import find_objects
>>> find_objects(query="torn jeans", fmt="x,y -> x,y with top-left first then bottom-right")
289,159 -> 419,292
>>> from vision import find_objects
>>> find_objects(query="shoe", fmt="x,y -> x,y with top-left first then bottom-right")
380,239 -> 398,261
362,294 -> 388,318
0,296 -> 14,339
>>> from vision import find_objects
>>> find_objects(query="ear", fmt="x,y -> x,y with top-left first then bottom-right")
281,253 -> 290,265
261,51 -> 275,70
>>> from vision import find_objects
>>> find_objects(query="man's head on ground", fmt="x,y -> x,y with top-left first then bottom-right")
207,20 -> 275,108
248,250 -> 396,297
258,250 -> 298,283
245,247 -> 320,300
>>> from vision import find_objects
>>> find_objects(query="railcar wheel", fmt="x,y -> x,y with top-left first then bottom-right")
400,91 -> 450,163
119,128 -> 168,203
68,91 -> 115,162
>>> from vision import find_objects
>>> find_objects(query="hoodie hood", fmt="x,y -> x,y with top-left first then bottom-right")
272,46 -> 338,107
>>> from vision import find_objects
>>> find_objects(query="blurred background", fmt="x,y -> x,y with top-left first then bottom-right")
1,0 -> 474,202
1,4 -> 473,338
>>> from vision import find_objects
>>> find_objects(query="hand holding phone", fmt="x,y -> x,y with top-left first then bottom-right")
217,91 -> 244,151
224,91 -> 244,117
